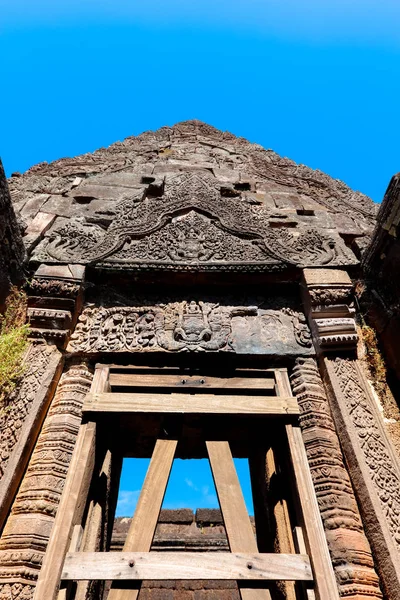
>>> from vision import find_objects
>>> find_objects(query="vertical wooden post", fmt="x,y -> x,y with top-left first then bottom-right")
34,365 -> 110,600
108,438 -> 178,600
273,369 -> 302,600
207,441 -> 272,600
276,369 -> 339,600
34,421 -> 97,600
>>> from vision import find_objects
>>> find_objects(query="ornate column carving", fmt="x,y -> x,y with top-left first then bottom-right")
291,358 -> 382,598
302,267 -> 400,599
0,363 -> 92,600
324,357 -> 400,600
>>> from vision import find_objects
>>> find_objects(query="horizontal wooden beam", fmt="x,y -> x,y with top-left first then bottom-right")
109,373 -> 276,390
62,552 -> 312,581
83,393 -> 299,416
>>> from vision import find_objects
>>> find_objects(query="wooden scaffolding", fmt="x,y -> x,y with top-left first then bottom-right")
34,364 -> 339,600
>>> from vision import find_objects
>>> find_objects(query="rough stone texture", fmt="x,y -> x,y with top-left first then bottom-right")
0,363 -> 92,597
0,159 -> 25,305
291,358 -> 382,598
324,357 -> 400,600
9,120 -> 377,273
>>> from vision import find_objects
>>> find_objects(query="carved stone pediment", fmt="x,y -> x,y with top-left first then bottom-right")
33,172 -> 357,271
67,294 -> 313,356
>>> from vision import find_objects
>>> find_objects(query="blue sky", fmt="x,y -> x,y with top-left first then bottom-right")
116,458 -> 254,517
1,1 -> 400,202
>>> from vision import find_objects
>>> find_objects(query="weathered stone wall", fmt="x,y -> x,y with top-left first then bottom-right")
0,160 -> 25,306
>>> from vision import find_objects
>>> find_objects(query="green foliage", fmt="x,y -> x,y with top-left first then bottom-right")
0,286 -> 29,406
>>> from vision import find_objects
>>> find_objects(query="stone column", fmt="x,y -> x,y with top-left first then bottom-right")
302,268 -> 400,600
0,363 -> 93,600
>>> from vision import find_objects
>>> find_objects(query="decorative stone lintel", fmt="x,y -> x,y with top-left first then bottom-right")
323,356 -> 400,600
301,268 -> 358,352
27,264 -> 86,347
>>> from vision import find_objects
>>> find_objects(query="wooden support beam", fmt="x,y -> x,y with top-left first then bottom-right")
34,365 -> 109,600
62,552 -> 312,581
293,527 -> 316,600
108,438 -> 177,600
286,424 -> 339,600
83,392 -> 299,416
34,421 -> 97,600
207,441 -> 272,600
275,369 -> 338,600
109,373 -> 276,390
273,368 -> 300,600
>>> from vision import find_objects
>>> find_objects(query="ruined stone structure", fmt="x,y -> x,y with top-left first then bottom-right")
0,160 -> 25,306
1,120 -> 400,600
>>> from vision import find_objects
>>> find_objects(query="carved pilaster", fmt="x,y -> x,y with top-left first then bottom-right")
301,268 -> 358,352
0,160 -> 25,307
27,264 -> 86,347
291,358 -> 382,598
0,363 -> 92,599
0,342 -> 63,531
324,357 -> 400,600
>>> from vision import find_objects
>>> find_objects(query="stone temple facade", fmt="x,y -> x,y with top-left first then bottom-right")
1,120 -> 400,600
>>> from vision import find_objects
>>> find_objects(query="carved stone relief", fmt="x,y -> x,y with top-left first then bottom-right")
0,343 -> 59,481
0,342 -> 63,536
26,265 -> 86,346
291,358 -> 382,598
32,171 -> 358,270
325,357 -> 400,600
68,297 -> 313,356
0,364 -> 92,598
301,268 -> 358,351
330,358 -> 400,546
